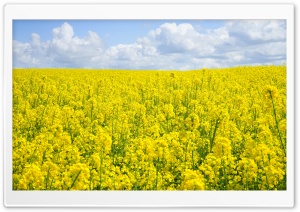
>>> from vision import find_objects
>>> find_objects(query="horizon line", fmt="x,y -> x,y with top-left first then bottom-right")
13,64 -> 286,71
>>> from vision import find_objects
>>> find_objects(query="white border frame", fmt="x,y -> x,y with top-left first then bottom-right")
3,3 -> 294,207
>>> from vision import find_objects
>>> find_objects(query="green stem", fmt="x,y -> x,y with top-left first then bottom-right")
134,166 -> 138,190
155,167 -> 158,190
70,170 -> 82,189
99,148 -> 104,190
192,150 -> 195,170
45,167 -> 50,190
269,92 -> 286,156
210,118 -> 220,152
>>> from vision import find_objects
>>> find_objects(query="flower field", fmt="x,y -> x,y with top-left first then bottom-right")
12,65 -> 286,190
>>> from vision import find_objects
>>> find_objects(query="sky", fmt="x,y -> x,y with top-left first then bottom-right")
13,20 -> 286,70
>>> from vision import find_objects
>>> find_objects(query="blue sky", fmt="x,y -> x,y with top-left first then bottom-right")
13,20 -> 286,70
13,20 -> 225,47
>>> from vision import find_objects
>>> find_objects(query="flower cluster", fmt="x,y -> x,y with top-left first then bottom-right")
13,65 -> 286,190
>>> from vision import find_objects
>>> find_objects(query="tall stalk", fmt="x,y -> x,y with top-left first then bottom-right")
269,91 -> 286,156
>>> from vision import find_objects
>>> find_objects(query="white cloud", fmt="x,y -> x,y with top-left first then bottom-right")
13,20 -> 286,69
148,23 -> 200,53
13,40 -> 40,67
13,22 -> 104,68
144,23 -> 229,56
52,22 -> 74,42
31,33 -> 41,47
225,20 -> 286,43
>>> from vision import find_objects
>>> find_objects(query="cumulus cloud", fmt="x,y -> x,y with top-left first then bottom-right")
13,20 -> 286,69
225,20 -> 286,43
13,22 -> 104,68
13,40 -> 39,67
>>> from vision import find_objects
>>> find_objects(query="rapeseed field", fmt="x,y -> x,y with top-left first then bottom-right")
12,65 -> 286,190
